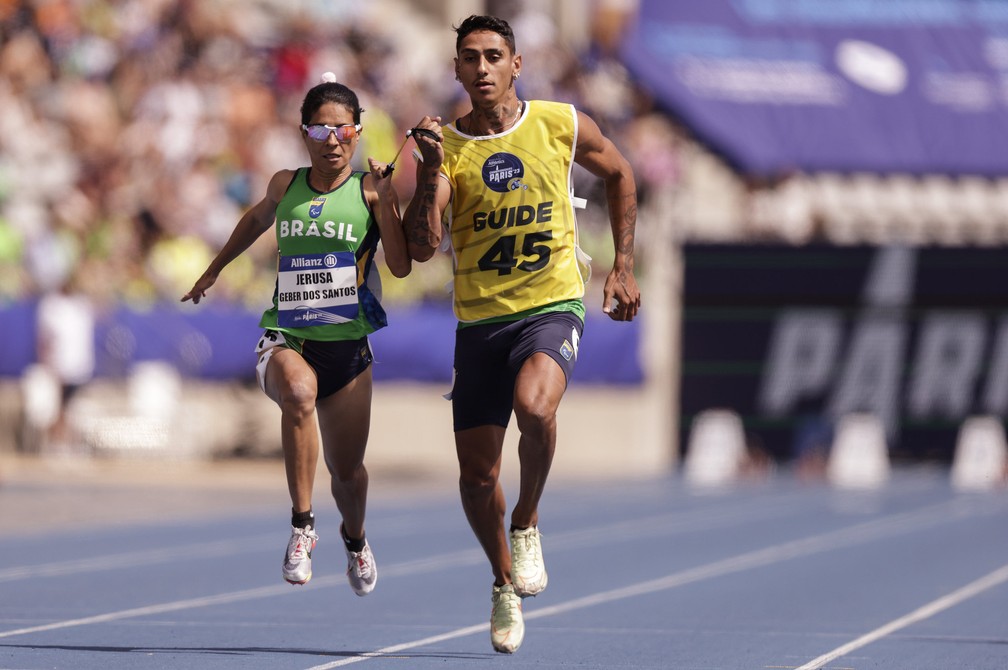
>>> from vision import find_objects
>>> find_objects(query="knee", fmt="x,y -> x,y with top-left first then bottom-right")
513,397 -> 556,441
277,377 -> 317,419
458,466 -> 498,500
331,462 -> 366,488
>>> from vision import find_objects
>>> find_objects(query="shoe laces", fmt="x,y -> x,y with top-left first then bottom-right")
349,545 -> 374,579
289,527 -> 317,560
512,529 -> 541,567
493,586 -> 521,618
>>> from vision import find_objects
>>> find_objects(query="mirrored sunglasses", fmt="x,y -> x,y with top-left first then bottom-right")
301,123 -> 360,142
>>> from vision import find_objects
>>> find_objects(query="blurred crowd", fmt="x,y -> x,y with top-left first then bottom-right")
0,0 -> 685,310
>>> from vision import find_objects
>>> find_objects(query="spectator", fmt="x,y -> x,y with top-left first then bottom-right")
1,1 -> 670,308
35,273 -> 96,453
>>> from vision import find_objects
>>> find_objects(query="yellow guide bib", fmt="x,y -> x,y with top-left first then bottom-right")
439,100 -> 589,323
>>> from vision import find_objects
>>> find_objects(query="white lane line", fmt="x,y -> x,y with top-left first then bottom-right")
0,501 -> 768,638
0,492 -> 800,583
0,496 -> 979,651
0,536 -> 274,583
0,583 -> 298,639
794,562 -> 1008,670
302,499 -> 974,669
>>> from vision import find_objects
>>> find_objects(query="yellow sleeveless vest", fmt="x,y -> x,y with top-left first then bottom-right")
440,100 -> 588,323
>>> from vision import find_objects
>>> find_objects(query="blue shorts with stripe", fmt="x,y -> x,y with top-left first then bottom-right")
451,311 -> 584,431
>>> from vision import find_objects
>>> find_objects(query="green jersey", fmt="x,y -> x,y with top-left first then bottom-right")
259,169 -> 387,341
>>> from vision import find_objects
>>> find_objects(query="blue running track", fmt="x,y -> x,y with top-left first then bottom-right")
1,466 -> 1006,669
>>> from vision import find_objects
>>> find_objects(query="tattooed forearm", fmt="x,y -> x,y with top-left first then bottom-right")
616,228 -> 635,260
404,183 -> 435,245
404,175 -> 441,248
404,221 -> 430,246
609,190 -> 637,264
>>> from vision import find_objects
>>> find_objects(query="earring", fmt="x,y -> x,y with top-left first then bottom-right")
513,72 -> 520,80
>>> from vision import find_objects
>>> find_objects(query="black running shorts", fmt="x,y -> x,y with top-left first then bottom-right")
451,311 -> 584,431
255,330 -> 373,400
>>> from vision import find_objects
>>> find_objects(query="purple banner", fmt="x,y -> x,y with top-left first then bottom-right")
1,302 -> 641,385
621,0 -> 1008,175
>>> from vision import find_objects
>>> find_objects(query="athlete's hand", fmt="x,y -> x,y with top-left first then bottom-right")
181,271 -> 218,305
412,115 -> 444,167
367,157 -> 395,195
602,267 -> 641,322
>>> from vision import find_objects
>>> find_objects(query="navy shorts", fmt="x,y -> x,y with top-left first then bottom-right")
255,331 -> 373,400
451,311 -> 584,431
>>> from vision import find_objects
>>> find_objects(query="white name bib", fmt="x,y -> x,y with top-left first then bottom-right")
277,252 -> 358,327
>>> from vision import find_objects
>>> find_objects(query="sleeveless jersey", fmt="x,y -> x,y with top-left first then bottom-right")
439,100 -> 589,323
259,169 -> 386,341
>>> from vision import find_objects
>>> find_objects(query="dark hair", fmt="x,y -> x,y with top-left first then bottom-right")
454,14 -> 516,55
300,81 -> 363,125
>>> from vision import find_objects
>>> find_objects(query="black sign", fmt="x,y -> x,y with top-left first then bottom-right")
681,244 -> 1008,463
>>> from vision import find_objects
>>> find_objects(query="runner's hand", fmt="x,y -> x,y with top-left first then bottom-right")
412,116 -> 444,167
368,157 -> 395,194
602,268 -> 641,321
181,271 -> 218,305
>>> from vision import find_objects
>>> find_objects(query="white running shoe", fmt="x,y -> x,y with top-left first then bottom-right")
345,540 -> 377,596
490,583 -> 525,653
510,526 -> 548,597
282,525 -> 318,585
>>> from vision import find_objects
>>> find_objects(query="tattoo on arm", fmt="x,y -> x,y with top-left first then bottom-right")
610,192 -> 637,262
406,179 -> 440,246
